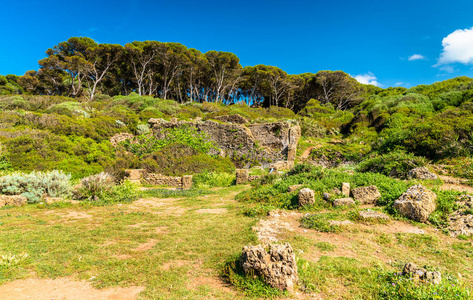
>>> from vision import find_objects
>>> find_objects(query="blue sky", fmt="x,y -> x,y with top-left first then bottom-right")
2,0 -> 473,88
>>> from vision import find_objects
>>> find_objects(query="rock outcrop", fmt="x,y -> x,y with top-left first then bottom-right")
447,195 -> 473,237
240,243 -> 298,292
298,188 -> 315,207
408,167 -> 438,180
333,197 -> 355,207
351,185 -> 381,204
0,195 -> 27,206
213,114 -> 248,124
393,185 -> 436,222
110,133 -> 135,147
403,262 -> 441,284
358,210 -> 389,221
149,119 -> 300,169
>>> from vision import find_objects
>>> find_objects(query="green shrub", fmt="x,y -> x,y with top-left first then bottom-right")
76,173 -> 138,204
121,126 -> 218,157
356,151 -> 428,178
0,170 -> 72,203
193,171 -> 235,188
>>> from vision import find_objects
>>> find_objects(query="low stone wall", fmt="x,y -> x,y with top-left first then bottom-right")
125,169 -> 193,189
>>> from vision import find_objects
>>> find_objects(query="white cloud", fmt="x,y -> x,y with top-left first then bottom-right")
439,65 -> 455,73
408,54 -> 427,61
354,72 -> 381,87
395,82 -> 404,86
438,26 -> 473,65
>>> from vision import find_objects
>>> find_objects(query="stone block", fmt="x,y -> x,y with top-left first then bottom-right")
236,169 -> 249,185
341,182 -> 350,196
298,188 -> 315,207
182,175 -> 193,189
333,197 -> 355,207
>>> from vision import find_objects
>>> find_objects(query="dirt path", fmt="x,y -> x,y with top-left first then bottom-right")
300,145 -> 322,161
0,278 -> 145,300
439,175 -> 473,193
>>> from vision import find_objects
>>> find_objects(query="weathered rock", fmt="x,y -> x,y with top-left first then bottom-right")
341,182 -> 350,196
330,188 -> 342,195
249,175 -> 263,182
0,195 -> 27,206
351,185 -> 381,204
333,198 -> 355,207
403,262 -> 441,284
408,167 -> 438,180
43,197 -> 64,204
323,192 -> 331,201
240,243 -> 298,292
0,199 -> 5,207
328,220 -> 353,226
393,185 -> 437,222
298,188 -> 315,207
125,169 -> 147,183
182,175 -> 193,189
110,133 -> 135,147
358,210 -> 389,221
288,184 -> 303,193
236,169 -> 249,185
447,195 -> 473,237
213,114 -> 248,124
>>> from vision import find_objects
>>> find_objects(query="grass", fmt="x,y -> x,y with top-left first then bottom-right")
2,172 -> 473,299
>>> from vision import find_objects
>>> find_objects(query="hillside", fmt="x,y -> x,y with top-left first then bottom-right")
2,58 -> 473,298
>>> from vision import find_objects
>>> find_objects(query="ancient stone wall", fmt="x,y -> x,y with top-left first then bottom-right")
148,117 -> 300,169
125,169 -> 193,189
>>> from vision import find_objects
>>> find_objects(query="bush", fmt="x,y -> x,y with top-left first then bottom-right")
76,173 -> 139,204
0,170 -> 72,203
78,172 -> 115,200
193,171 -> 235,188
121,126 -> 218,157
356,151 -> 428,178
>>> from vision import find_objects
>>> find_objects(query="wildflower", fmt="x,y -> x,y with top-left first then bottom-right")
392,283 -> 395,286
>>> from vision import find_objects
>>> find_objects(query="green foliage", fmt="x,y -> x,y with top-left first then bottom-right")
122,126 -> 218,157
141,144 -> 234,176
76,173 -> 139,204
237,165 -> 409,211
314,242 -> 336,252
375,271 -> 471,299
356,151 -> 427,178
0,170 -> 72,203
142,188 -> 213,198
193,171 -> 235,188
429,190 -> 464,228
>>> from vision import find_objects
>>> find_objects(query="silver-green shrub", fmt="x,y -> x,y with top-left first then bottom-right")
0,170 -> 72,203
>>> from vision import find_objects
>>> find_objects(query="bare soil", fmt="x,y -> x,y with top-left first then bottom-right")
0,278 -> 145,300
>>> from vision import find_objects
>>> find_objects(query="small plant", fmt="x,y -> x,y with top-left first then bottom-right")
0,252 -> 29,267
314,241 -> 336,252
78,172 -> 115,200
300,213 -> 343,233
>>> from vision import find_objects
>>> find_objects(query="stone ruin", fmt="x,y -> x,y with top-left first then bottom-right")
393,185 -> 436,222
148,117 -> 301,169
124,169 -> 192,189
